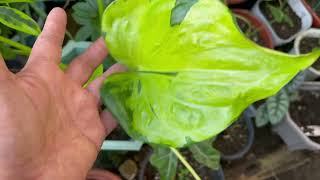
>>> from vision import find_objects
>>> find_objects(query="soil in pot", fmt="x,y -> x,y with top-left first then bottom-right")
235,15 -> 268,47
222,125 -> 284,179
290,90 -> 320,143
299,37 -> 320,70
260,0 -> 302,39
213,118 -> 248,156
107,127 -> 131,140
305,0 -> 320,16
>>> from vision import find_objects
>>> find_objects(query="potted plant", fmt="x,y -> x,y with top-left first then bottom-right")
138,142 -> 223,180
301,0 -> 320,27
273,82 -> 320,151
255,71 -> 320,151
214,106 -> 256,161
294,28 -> 320,81
233,9 -> 274,48
252,0 -> 313,46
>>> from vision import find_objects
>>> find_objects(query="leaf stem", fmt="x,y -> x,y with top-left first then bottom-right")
0,36 -> 31,55
97,0 -> 104,22
170,147 -> 201,180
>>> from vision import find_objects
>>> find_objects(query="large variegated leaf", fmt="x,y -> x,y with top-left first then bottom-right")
0,6 -> 41,35
101,0 -> 320,147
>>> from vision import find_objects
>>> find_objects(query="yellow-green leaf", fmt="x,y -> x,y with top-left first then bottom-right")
101,0 -> 320,147
0,0 -> 35,3
0,6 -> 41,36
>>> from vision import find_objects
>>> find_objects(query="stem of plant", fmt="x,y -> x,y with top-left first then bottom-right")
0,36 -> 31,55
170,147 -> 201,180
97,0 -> 105,23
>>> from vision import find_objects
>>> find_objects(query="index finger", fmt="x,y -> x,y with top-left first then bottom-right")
26,8 -> 67,67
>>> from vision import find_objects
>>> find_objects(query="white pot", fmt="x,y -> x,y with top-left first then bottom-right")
273,113 -> 320,151
294,28 -> 320,81
252,0 -> 312,46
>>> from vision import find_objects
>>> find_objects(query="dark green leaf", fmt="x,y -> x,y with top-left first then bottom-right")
189,140 -> 220,170
150,146 -> 178,180
267,4 -> 284,23
0,6 -> 40,35
0,0 -> 34,3
266,90 -> 289,125
255,104 -> 270,127
171,0 -> 198,26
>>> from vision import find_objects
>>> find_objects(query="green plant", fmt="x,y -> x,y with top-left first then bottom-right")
101,0 -> 319,148
100,0 -> 320,178
0,0 -> 46,59
72,0 -> 114,41
150,139 -> 220,180
311,0 -> 320,12
255,71 -> 306,127
265,0 -> 294,27
235,14 -> 260,40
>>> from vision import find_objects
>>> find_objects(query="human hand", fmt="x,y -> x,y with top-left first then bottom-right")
0,8 -> 122,180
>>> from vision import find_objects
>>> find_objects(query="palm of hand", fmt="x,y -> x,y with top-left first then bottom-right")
0,8 -> 122,180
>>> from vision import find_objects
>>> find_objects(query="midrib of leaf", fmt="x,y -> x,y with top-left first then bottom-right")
166,153 -> 174,178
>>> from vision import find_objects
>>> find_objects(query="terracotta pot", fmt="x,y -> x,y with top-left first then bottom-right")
233,9 -> 274,49
301,0 -> 320,27
226,0 -> 247,5
86,169 -> 121,180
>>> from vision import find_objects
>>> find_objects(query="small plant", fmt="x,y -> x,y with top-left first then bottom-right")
255,72 -> 306,127
235,14 -> 260,41
265,0 -> 294,27
150,139 -> 221,180
0,0 -> 45,59
72,0 -> 114,41
311,0 -> 320,12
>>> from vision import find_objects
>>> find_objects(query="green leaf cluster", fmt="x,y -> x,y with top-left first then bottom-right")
0,0 -> 45,59
266,0 -> 294,27
150,139 -> 220,180
72,0 -> 114,41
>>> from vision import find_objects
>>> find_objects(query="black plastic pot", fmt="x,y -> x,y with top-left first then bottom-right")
221,106 -> 256,161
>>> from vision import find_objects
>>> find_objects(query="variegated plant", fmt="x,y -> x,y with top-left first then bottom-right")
0,0 -> 44,58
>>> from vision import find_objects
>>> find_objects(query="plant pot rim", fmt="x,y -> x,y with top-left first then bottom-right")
272,113 -> 320,151
300,81 -> 320,91
233,9 -> 274,49
251,0 -> 313,45
294,28 -> 320,75
301,0 -> 320,28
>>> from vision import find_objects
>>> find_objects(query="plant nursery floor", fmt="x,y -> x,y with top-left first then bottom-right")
223,125 -> 320,180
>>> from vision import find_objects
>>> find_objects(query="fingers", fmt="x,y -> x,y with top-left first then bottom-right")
26,8 -> 67,67
86,63 -> 126,103
100,110 -> 118,136
0,54 -> 10,77
66,38 -> 108,85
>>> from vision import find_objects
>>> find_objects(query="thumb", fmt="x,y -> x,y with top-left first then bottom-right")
0,53 -> 11,77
